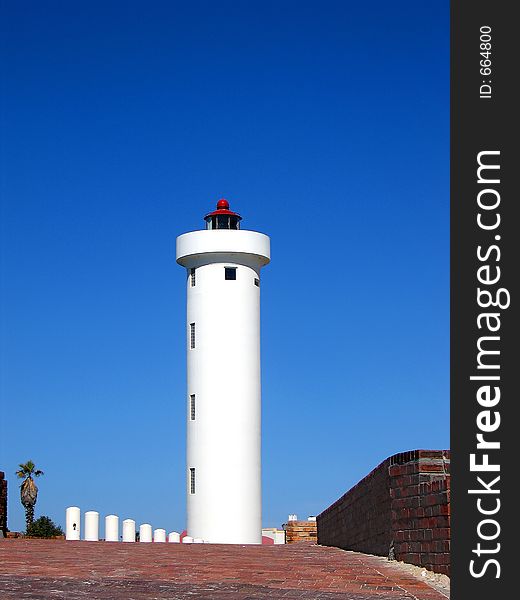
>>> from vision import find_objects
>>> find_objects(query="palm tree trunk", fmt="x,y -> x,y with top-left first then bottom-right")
25,505 -> 35,530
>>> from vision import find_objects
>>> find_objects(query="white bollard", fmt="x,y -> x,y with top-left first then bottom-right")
84,511 -> 99,541
154,528 -> 166,542
65,506 -> 81,540
105,515 -> 119,542
182,535 -> 193,544
122,519 -> 136,542
140,523 -> 152,542
168,531 -> 180,543
193,538 -> 204,543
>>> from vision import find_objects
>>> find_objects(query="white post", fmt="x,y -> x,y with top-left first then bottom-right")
139,523 -> 152,542
65,506 -> 80,540
154,528 -> 166,542
84,511 -> 99,541
122,519 -> 136,542
105,515 -> 119,542
182,535 -> 194,544
168,531 -> 180,543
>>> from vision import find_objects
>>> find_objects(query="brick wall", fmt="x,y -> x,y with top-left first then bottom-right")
317,458 -> 392,556
317,450 -> 450,575
284,520 -> 317,544
0,471 -> 7,535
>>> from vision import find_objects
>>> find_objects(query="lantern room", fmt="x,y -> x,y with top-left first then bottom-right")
204,199 -> 242,230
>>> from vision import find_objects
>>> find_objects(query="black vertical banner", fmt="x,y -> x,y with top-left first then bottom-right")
451,1 -> 517,598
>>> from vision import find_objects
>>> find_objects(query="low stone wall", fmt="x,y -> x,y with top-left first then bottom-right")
284,520 -> 317,543
317,450 -> 450,575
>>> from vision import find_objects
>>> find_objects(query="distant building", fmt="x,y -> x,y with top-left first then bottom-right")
262,528 -> 286,544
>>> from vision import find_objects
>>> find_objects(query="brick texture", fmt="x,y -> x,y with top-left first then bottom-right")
284,520 -> 317,543
0,538 -> 449,599
317,450 -> 450,576
0,471 -> 7,536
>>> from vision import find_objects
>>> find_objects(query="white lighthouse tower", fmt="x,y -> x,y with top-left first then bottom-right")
176,199 -> 270,544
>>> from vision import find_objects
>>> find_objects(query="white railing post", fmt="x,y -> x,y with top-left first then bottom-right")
168,531 -> 180,543
84,511 -> 99,541
105,515 -> 119,542
65,507 -> 80,540
154,528 -> 166,542
139,523 -> 152,542
122,519 -> 136,542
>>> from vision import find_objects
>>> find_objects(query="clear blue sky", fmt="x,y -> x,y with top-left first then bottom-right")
0,1 -> 449,534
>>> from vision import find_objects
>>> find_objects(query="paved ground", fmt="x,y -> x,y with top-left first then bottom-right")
0,539 -> 449,599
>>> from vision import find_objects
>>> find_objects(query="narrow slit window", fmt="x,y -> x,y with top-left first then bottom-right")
190,323 -> 195,349
190,468 -> 196,494
190,268 -> 196,286
190,394 -> 196,420
225,267 -> 237,280
254,278 -> 260,287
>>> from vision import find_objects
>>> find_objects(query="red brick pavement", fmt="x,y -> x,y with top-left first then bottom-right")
0,539 -> 448,599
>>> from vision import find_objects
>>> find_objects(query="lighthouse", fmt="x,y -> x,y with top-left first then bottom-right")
176,199 -> 270,544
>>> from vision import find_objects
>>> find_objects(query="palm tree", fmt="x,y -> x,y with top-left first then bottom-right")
16,460 -> 44,530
